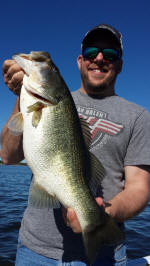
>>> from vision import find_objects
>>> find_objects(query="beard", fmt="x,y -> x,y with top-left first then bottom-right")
80,65 -> 118,97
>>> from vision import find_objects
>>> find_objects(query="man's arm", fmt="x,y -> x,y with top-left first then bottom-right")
0,97 -> 24,164
105,165 -> 150,222
65,165 -> 150,233
0,59 -> 24,164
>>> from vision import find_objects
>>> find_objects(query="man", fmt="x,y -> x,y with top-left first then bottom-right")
1,24 -> 150,266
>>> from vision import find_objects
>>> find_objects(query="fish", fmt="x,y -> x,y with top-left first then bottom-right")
8,51 -> 124,264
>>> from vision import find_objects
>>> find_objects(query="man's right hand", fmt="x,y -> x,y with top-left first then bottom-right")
2,59 -> 24,95
62,197 -> 104,233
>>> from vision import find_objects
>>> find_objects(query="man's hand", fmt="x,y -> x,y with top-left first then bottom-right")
2,59 -> 24,95
62,197 -> 104,233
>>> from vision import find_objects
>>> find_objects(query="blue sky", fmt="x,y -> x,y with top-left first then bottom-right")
0,0 -> 150,140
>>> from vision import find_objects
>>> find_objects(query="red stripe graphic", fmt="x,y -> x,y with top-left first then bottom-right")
79,115 -> 123,137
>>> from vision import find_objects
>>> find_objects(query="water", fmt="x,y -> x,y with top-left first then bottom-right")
0,165 -> 31,265
0,165 -> 150,265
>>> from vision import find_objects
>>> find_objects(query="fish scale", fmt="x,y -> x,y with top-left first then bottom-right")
8,51 -> 125,264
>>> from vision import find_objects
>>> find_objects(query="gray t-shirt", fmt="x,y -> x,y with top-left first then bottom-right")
19,90 -> 150,261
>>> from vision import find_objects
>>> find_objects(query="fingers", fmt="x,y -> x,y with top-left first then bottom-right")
62,197 -> 105,234
2,60 -> 16,75
2,60 -> 24,96
95,197 -> 112,216
7,71 -> 24,95
95,197 -> 104,206
67,208 -> 82,233
62,206 -> 82,233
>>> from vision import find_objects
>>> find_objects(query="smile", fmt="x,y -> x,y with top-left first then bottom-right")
93,69 -> 101,73
89,67 -> 108,73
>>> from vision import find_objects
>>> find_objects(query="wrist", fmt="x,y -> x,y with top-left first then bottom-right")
16,96 -> 20,111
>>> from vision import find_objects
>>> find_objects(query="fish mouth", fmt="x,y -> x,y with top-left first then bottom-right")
26,88 -> 54,105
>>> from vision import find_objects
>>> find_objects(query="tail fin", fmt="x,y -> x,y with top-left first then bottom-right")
82,215 -> 125,264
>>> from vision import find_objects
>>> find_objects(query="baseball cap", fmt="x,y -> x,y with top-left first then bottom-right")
82,24 -> 123,56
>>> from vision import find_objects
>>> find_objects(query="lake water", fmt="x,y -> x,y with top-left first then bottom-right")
0,165 -> 150,265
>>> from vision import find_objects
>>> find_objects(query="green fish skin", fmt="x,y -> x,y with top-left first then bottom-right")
8,51 -> 124,264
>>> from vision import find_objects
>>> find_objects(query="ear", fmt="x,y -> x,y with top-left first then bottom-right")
77,55 -> 82,70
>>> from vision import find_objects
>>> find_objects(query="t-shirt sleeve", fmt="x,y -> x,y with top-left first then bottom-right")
124,110 -> 150,166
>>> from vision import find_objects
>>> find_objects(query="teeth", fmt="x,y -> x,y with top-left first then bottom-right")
93,69 -> 101,72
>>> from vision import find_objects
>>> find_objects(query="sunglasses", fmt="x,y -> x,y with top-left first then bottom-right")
82,47 -> 120,62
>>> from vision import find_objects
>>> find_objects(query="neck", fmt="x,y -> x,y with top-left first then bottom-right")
79,86 -> 116,98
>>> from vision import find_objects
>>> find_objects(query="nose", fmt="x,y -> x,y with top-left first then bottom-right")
93,52 -> 104,62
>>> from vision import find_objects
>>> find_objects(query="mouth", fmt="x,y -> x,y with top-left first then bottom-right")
26,88 -> 53,104
89,66 -> 108,73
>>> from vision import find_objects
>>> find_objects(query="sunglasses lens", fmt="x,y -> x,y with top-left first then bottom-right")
83,47 -> 120,61
83,47 -> 99,59
102,49 -> 119,61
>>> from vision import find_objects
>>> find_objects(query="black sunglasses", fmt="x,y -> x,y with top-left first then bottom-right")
82,47 -> 121,62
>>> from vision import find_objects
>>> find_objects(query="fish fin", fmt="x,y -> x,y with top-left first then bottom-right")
27,102 -> 46,128
80,118 -> 92,148
32,110 -> 42,127
88,152 -> 105,195
29,180 -> 60,209
27,102 -> 46,113
8,112 -> 23,136
80,117 -> 105,194
12,54 -> 32,75
83,214 -> 125,264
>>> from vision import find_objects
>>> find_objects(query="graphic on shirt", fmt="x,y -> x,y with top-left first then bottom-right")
77,106 -> 124,149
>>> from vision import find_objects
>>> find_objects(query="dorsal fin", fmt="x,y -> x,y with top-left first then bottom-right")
88,152 -> 105,196
80,117 -> 105,195
80,117 -> 92,148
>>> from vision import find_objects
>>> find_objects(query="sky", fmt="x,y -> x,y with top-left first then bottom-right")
0,0 -> 150,145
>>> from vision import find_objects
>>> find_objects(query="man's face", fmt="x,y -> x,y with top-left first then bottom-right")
77,39 -> 122,96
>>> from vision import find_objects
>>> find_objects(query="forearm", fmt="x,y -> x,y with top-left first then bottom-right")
0,97 -> 24,164
105,167 -> 150,222
62,167 -> 150,233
